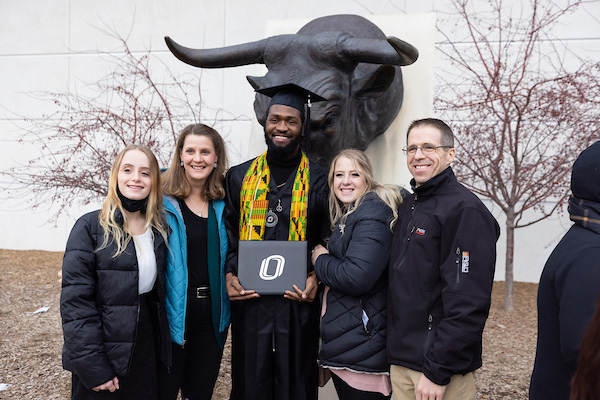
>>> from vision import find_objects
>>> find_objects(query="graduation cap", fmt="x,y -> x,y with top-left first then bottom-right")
256,83 -> 326,154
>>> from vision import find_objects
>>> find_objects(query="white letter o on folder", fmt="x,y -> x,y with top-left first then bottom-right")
259,255 -> 285,280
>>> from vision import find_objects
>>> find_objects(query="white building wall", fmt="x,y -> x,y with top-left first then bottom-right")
1,0 -> 599,282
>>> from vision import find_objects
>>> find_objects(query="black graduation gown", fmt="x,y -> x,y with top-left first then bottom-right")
224,155 -> 329,400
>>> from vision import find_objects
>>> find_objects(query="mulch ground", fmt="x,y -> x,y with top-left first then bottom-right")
0,249 -> 537,399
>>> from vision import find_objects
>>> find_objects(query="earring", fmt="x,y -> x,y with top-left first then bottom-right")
214,161 -> 218,168
180,160 -> 184,167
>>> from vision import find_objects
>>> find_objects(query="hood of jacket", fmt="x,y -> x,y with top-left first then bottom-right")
571,141 -> 600,203
569,141 -> 600,235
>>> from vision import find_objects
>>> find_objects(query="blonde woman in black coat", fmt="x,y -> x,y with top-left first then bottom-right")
311,149 -> 402,400
60,145 -> 170,399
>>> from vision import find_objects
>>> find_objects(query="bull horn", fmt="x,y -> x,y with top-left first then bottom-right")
247,76 -> 265,90
164,36 -> 267,68
341,37 -> 418,66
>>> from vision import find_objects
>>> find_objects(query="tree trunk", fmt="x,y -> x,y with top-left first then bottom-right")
504,213 -> 516,311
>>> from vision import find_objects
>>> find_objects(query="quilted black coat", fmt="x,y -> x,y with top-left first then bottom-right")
315,192 -> 394,373
60,210 -> 170,389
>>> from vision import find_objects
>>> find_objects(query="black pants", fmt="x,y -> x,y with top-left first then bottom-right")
331,373 -> 390,400
158,296 -> 223,400
71,292 -> 158,400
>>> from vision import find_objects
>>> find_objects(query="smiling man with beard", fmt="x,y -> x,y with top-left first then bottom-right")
223,84 -> 330,400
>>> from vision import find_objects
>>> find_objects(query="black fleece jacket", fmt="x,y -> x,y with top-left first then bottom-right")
387,167 -> 500,385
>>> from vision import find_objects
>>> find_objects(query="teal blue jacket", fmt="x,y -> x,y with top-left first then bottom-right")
163,195 -> 230,347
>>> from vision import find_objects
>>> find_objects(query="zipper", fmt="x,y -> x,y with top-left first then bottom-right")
455,246 -> 461,284
406,197 -> 419,242
272,325 -> 276,353
394,199 -> 419,269
181,236 -> 189,349
127,291 -> 141,374
126,244 -> 142,375
423,314 -> 433,354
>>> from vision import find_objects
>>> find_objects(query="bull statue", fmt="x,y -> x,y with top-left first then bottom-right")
165,14 -> 418,167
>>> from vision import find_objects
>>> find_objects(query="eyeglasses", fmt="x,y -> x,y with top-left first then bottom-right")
402,144 -> 451,156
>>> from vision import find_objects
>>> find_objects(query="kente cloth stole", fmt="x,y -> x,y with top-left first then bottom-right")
239,152 -> 309,241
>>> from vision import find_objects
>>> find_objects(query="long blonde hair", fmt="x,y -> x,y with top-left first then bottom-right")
162,124 -> 228,200
328,149 -> 402,232
98,145 -> 168,257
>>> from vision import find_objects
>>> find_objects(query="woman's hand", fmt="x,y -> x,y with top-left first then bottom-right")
225,272 -> 260,301
311,244 -> 329,265
93,377 -> 119,392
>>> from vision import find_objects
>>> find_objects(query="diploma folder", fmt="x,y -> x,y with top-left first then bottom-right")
237,240 -> 307,295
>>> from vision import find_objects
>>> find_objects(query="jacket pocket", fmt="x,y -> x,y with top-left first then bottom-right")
423,314 -> 433,354
455,246 -> 461,284
360,298 -> 371,336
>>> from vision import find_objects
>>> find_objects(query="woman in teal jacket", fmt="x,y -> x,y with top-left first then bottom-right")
158,124 -> 230,400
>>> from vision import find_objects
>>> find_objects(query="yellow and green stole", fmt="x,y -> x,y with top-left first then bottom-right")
239,151 -> 309,241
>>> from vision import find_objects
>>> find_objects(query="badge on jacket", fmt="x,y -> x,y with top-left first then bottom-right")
461,251 -> 470,273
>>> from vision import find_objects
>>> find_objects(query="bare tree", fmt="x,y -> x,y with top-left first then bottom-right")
436,0 -> 600,310
2,31 -> 203,220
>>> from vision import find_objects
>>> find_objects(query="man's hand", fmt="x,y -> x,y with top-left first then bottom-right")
57,269 -> 62,285
416,374 -> 446,400
284,272 -> 318,303
225,272 -> 260,301
93,377 -> 119,392
311,244 -> 329,265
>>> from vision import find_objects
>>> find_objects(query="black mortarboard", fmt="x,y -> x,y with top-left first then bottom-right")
256,83 -> 326,154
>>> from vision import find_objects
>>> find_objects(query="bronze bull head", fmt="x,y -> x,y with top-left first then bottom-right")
165,14 -> 418,167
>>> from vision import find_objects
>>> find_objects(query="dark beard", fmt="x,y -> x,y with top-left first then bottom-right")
264,131 -> 303,160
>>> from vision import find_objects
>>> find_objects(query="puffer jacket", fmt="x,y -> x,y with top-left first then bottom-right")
60,210 -> 171,389
315,192 -> 394,373
163,195 -> 230,347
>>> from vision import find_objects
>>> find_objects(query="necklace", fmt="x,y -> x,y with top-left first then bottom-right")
188,196 -> 207,217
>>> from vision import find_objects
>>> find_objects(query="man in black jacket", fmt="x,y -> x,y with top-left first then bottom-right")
387,118 -> 500,400
223,84 -> 329,400
529,141 -> 600,399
